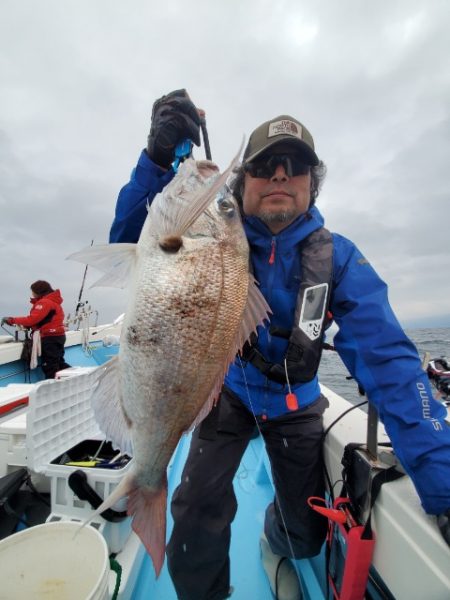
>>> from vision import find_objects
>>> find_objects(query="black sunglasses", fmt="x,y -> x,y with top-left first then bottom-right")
244,154 -> 311,179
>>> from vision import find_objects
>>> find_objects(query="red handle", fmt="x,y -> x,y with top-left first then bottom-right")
307,496 -> 347,524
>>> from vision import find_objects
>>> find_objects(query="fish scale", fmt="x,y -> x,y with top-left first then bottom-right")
123,242 -> 248,444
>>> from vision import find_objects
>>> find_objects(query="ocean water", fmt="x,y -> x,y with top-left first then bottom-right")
318,326 -> 450,405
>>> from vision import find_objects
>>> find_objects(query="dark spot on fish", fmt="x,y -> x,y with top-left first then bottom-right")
127,325 -> 160,347
180,307 -> 198,318
168,296 -> 198,318
160,235 -> 183,252
169,291 -> 216,319
126,326 -> 139,345
172,385 -> 187,395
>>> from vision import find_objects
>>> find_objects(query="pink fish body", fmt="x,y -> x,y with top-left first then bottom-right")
69,151 -> 270,576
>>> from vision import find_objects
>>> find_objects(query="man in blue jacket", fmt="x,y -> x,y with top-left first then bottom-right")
110,90 -> 450,600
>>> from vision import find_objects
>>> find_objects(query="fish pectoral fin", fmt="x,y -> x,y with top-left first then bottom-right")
90,357 -> 134,456
67,243 -> 137,289
233,275 -> 272,355
129,482 -> 168,578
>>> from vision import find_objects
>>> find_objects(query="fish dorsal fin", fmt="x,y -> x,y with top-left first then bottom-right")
151,139 -> 244,240
187,276 -> 271,431
67,243 -> 137,289
89,357 -> 134,456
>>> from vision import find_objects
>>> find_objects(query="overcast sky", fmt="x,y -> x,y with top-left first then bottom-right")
1,0 -> 449,331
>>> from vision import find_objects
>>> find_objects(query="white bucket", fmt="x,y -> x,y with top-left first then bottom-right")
0,521 -> 110,600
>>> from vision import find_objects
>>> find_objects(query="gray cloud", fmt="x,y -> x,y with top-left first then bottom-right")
1,0 -> 449,328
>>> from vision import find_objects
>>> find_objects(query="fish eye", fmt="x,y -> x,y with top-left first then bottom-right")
216,191 -> 235,216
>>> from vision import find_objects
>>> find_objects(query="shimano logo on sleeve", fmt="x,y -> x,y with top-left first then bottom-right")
416,382 -> 443,431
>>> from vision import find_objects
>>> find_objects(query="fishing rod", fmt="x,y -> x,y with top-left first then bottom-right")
74,239 -> 94,323
198,109 -> 212,161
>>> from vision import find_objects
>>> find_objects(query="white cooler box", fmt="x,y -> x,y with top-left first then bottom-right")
0,384 -> 34,477
27,368 -> 134,554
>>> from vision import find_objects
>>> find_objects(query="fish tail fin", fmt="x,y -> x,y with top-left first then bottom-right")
128,482 -> 168,578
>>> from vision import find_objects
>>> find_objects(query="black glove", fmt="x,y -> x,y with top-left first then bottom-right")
1,317 -> 13,326
437,509 -> 450,546
147,89 -> 201,169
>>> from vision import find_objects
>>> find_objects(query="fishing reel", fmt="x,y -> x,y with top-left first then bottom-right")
426,357 -> 450,403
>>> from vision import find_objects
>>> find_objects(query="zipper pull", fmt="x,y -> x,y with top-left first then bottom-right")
286,392 -> 299,411
284,358 -> 299,411
269,239 -> 276,265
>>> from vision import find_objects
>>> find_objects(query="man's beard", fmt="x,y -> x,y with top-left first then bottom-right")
257,209 -> 298,226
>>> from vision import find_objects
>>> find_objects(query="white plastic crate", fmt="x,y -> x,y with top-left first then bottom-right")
26,368 -> 134,553
55,366 -> 100,380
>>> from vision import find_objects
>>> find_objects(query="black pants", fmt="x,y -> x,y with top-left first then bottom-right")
41,335 -> 70,379
166,388 -> 329,600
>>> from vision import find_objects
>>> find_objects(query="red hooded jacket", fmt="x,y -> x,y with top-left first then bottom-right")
10,290 -> 66,337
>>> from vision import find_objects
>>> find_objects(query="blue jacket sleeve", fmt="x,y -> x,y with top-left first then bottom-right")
109,150 -> 175,243
330,233 -> 450,515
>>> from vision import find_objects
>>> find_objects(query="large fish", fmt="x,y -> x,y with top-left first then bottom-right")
68,150 -> 270,577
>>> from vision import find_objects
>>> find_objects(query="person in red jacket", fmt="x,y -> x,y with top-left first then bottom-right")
1,280 -> 71,378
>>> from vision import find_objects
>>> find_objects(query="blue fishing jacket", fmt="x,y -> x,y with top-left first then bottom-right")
110,150 -> 450,515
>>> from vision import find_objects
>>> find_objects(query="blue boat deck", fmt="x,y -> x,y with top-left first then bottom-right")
133,433 -> 326,600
